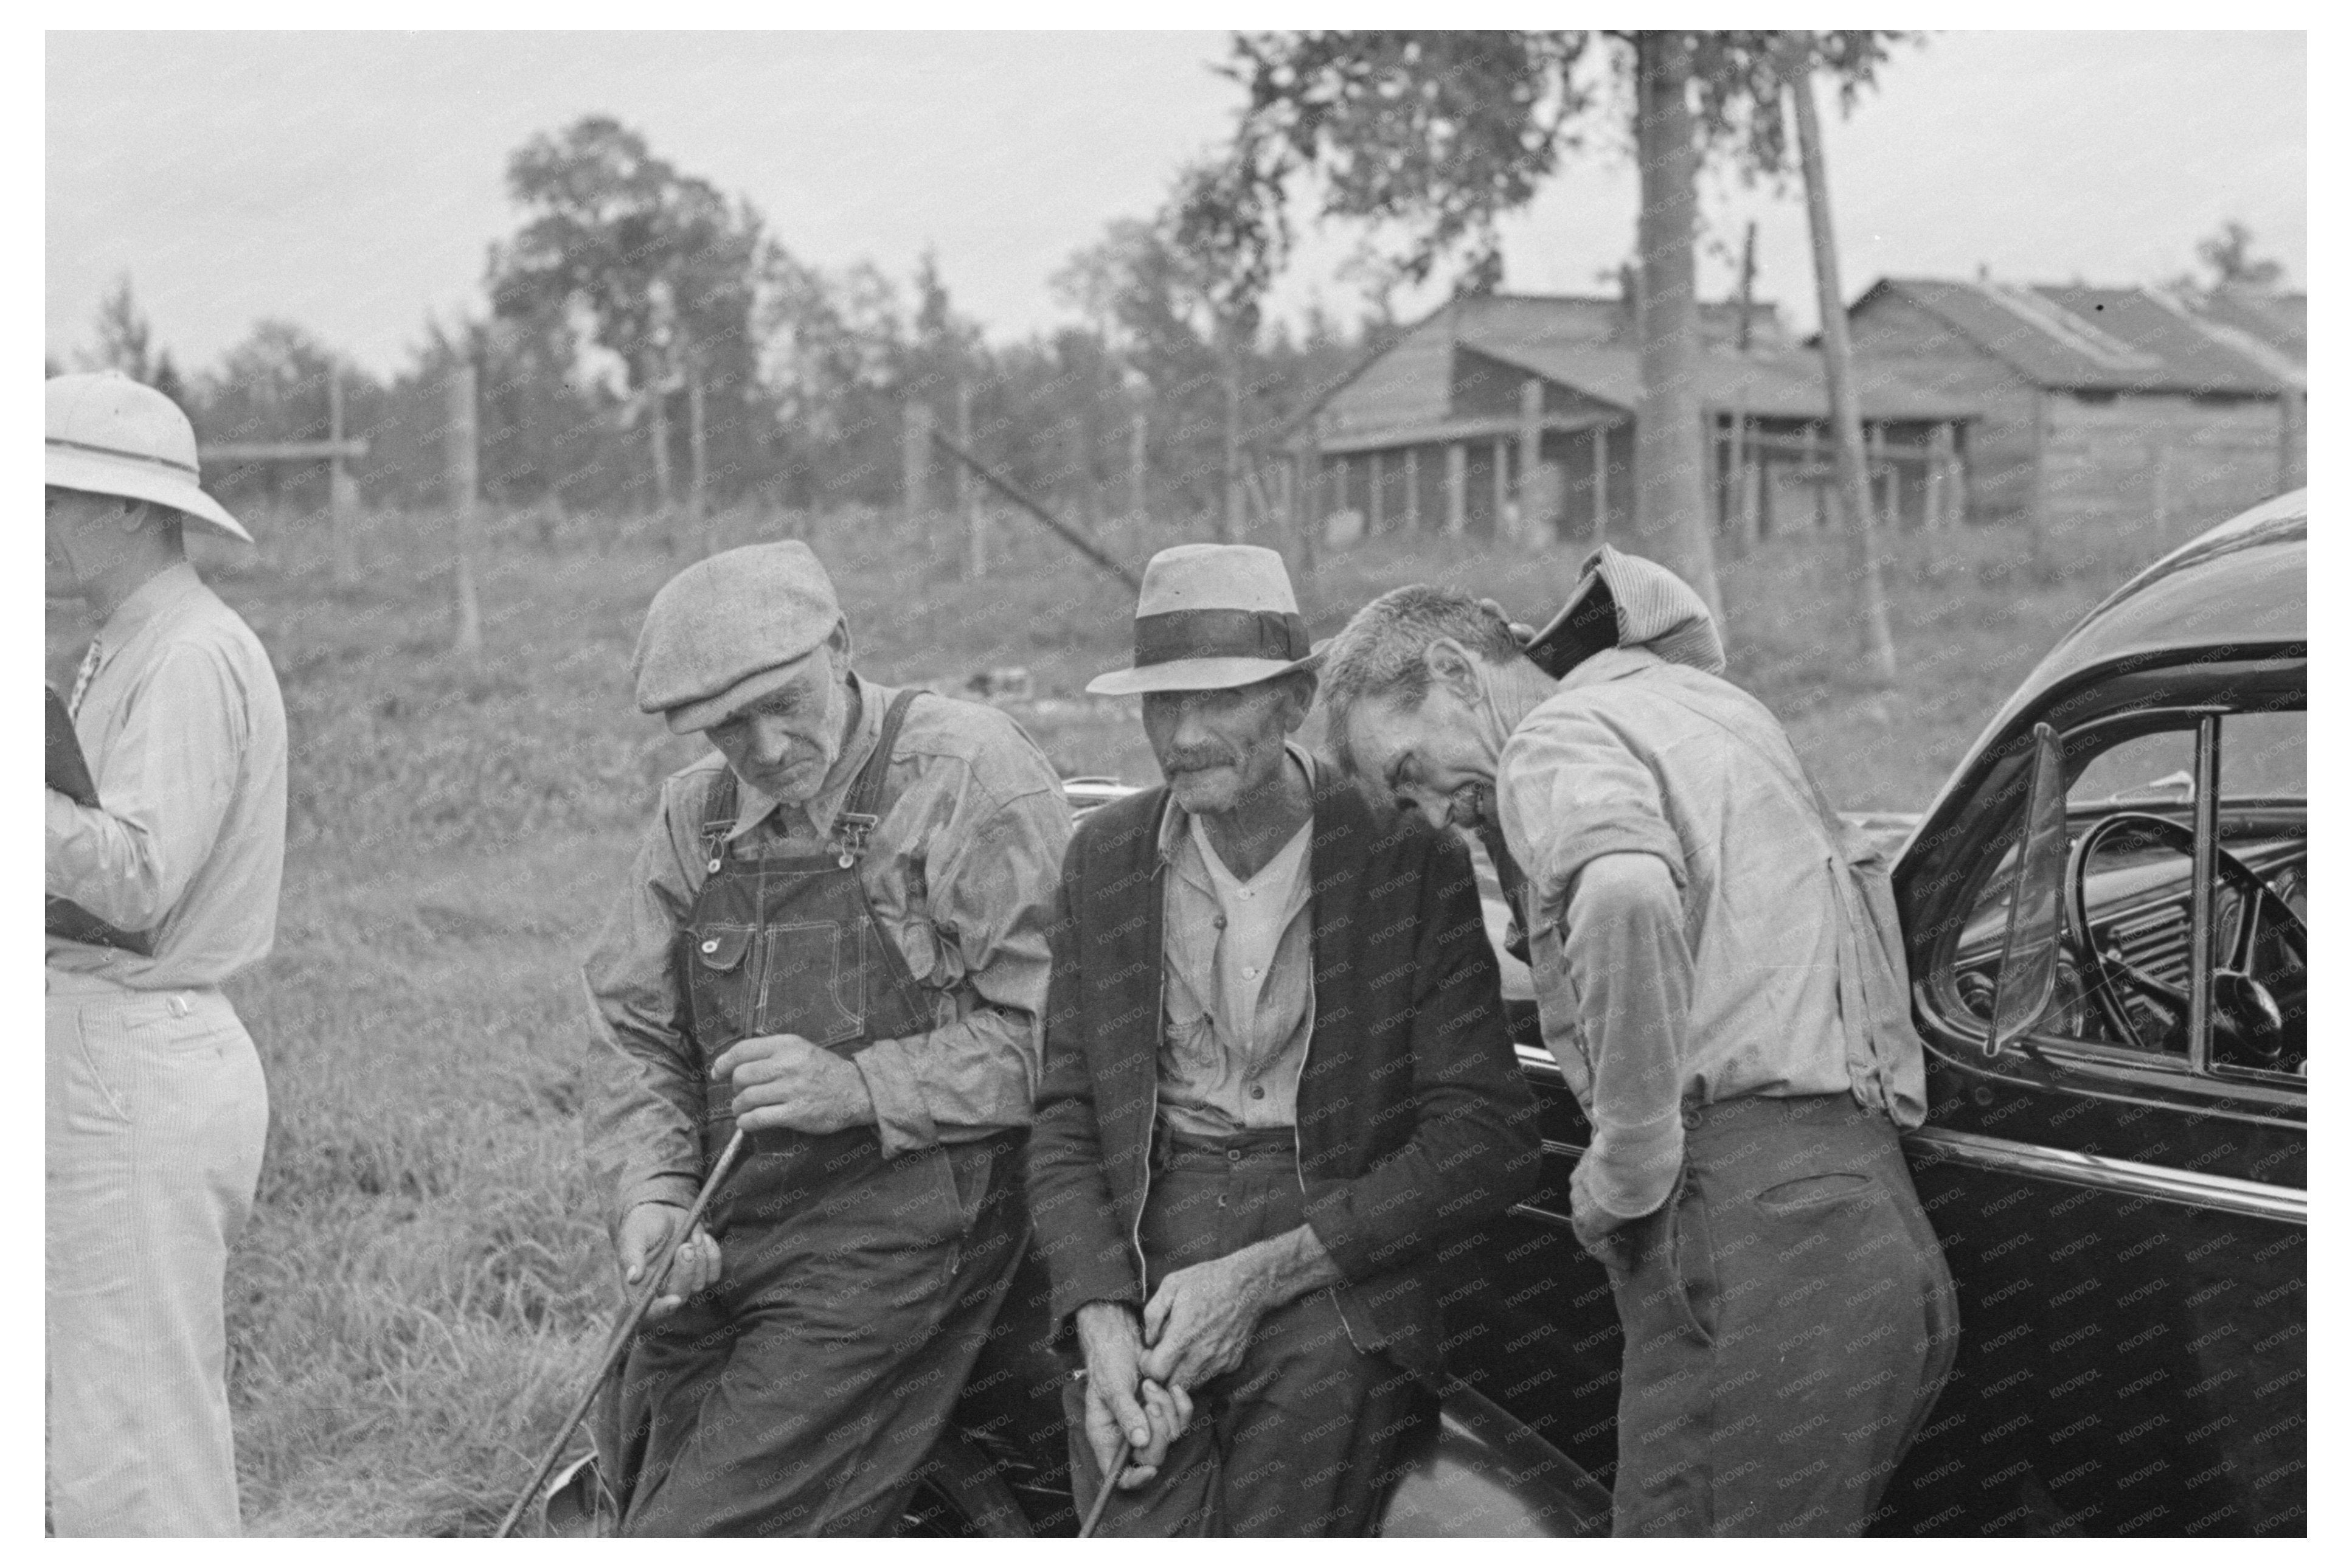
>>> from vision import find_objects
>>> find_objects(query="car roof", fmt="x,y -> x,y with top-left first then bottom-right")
1982,490 -> 2306,743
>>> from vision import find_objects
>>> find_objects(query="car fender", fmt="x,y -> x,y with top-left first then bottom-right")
1380,1378 -> 1611,1537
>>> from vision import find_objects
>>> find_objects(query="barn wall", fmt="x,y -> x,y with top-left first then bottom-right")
2042,392 -> 2282,536
1848,291 -> 2039,526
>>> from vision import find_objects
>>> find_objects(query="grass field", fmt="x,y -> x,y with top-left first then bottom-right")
46,493 -> 2227,1535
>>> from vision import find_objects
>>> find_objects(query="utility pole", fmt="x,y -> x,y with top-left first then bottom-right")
448,361 -> 484,662
1791,55 -> 1899,686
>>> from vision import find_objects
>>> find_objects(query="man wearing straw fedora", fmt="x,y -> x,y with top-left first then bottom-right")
1026,543 -> 1540,1536
45,372 -> 288,1535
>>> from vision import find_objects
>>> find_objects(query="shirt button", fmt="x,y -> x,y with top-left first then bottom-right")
1242,965 -> 1259,979
1227,1148 -> 1243,1164
701,938 -> 720,955
1240,888 -> 1254,900
1213,915 -> 1227,930
1250,1085 -> 1266,1101
1681,1107 -> 1702,1130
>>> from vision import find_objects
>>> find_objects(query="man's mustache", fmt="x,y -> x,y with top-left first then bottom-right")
1162,749 -> 1238,774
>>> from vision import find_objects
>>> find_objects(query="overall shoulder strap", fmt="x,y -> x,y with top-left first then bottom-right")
835,689 -> 923,860
696,765 -> 740,872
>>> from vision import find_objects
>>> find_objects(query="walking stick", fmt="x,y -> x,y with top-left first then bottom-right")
493,1128 -> 749,1539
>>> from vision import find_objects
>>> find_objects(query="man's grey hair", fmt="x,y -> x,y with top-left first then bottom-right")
1319,585 -> 1528,779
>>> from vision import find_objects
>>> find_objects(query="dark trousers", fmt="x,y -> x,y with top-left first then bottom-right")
1066,1131 -> 1434,1537
597,1136 -> 1024,1536
1600,1094 -> 1959,1536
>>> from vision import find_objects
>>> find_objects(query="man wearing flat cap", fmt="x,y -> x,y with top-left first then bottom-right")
579,539 -> 1070,1535
1025,543 -> 1541,1535
44,372 -> 286,1535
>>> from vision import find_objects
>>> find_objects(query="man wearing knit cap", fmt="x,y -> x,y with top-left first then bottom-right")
1026,543 -> 1539,1535
45,372 -> 286,1536
579,539 -> 1070,1535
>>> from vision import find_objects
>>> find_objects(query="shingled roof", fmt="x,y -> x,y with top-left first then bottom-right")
1460,337 -> 1978,423
1852,277 -> 2292,395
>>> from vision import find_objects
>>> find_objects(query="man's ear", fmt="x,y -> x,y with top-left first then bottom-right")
1423,637 -> 1482,702
1278,670 -> 1318,734
828,619 -> 853,666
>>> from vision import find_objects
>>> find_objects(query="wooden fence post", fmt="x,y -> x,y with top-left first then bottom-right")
1445,443 -> 1468,537
957,381 -> 985,580
1292,430 -> 1320,578
328,366 -> 359,589
903,400 -> 933,556
448,363 -> 483,662
687,362 -> 710,559
1518,378 -> 1545,547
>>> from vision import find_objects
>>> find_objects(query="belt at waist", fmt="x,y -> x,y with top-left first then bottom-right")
44,966 -> 218,1002
1152,1122 -> 1299,1172
1678,1091 -> 1901,1157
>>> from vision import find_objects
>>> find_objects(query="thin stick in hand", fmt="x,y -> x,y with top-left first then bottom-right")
491,1128 -> 748,1539
1076,1437 -> 1133,1539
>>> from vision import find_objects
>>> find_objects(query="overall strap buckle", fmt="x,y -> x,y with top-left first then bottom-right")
699,768 -> 742,875
833,811 -> 879,869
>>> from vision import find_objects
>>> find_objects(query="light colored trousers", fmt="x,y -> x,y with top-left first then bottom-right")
46,976 -> 269,1537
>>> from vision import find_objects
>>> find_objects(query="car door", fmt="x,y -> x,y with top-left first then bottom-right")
1884,659 -> 2306,1536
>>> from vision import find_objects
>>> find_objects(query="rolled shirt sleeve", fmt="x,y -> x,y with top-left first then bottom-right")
1498,701 -> 1687,911
1499,700 -> 1695,1239
46,644 -> 245,934
1555,854 -> 1693,1235
852,780 -> 1068,1157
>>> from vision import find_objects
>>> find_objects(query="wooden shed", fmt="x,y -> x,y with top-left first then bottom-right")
1842,278 -> 2300,534
1293,291 -> 1977,549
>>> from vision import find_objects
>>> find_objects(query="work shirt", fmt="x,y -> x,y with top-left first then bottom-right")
1499,645 -> 1855,1228
1155,746 -> 1317,1137
45,561 -> 288,991
584,675 -> 1070,1219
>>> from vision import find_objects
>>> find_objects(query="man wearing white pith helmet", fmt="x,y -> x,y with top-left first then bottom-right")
45,372 -> 288,1536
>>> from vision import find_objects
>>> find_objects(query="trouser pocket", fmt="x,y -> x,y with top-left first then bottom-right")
1606,1168 -> 1716,1351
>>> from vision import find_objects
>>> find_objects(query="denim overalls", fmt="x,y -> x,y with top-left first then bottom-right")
593,689 -> 1027,1536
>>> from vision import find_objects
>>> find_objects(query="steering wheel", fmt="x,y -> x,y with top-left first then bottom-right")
2066,812 -> 2306,1066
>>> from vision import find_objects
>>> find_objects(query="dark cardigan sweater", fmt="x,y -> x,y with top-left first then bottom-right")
1025,765 -> 1542,1382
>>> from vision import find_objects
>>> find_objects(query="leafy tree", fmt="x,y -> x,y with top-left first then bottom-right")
2191,220 -> 2286,293
1192,29 -> 1915,611
82,274 -> 157,381
487,116 -> 765,524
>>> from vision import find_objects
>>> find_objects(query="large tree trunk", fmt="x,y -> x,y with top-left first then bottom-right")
1631,31 -> 1724,620
1791,62 -> 1900,685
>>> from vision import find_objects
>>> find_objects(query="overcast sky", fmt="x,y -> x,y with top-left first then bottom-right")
46,29 -> 2306,379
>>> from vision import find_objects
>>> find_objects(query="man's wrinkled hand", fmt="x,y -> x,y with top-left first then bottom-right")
1075,1302 -> 1192,1491
710,1032 -> 875,1134
616,1202 -> 720,1322
1138,1251 -> 1272,1392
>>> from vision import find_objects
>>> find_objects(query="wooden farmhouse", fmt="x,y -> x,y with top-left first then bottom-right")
1842,278 -> 2305,534
1292,291 -> 1980,551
